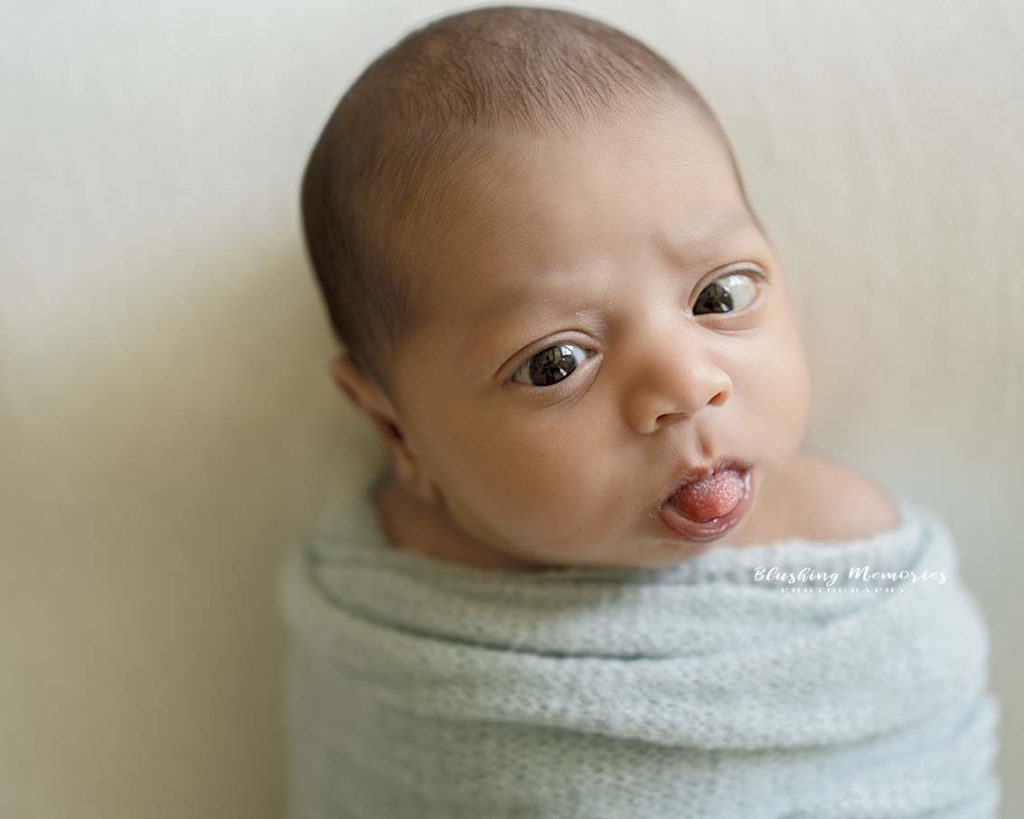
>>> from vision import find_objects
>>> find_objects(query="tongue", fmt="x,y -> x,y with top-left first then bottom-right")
669,468 -> 745,522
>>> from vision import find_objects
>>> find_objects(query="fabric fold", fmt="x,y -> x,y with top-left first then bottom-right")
279,492 -> 1000,819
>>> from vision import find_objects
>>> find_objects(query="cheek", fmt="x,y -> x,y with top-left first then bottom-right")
743,324 -> 811,442
431,406 -> 615,537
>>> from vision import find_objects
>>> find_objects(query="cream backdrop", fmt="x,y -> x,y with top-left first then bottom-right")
2,1 -> 1021,817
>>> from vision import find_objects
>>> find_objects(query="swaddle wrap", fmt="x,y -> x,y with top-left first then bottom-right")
278,491 -> 1000,818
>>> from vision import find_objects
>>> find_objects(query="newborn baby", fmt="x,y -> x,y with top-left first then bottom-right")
304,7 -> 900,574
285,6 -> 999,818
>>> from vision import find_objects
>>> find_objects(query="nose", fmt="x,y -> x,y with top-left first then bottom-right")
623,323 -> 733,434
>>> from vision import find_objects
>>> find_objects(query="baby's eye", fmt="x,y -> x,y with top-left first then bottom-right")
510,343 -> 588,388
693,270 -> 759,315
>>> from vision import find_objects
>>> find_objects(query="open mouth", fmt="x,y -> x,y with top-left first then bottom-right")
655,463 -> 753,543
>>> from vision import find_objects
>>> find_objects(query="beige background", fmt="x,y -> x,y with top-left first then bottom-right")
2,0 -> 1021,816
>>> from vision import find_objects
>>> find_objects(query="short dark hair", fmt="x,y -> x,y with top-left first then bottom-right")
300,5 -> 747,400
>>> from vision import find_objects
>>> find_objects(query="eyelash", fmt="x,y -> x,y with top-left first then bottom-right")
506,267 -> 766,389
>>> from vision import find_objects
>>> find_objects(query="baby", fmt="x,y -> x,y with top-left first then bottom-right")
285,6 -> 1000,818
302,5 -> 901,574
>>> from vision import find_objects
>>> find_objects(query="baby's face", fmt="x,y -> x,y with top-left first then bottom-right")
380,98 -> 811,569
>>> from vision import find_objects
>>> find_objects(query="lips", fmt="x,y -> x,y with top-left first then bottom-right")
654,460 -> 754,543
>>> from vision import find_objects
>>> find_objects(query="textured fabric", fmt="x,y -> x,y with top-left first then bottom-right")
278,489 -> 1000,818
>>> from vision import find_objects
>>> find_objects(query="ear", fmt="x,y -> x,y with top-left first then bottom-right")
329,351 -> 436,501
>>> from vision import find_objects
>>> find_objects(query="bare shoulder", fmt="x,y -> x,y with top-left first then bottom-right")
787,452 -> 903,542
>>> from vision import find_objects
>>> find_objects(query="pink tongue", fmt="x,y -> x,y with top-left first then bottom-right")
669,468 -> 744,522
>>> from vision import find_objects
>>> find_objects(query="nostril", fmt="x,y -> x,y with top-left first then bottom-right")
708,388 -> 729,407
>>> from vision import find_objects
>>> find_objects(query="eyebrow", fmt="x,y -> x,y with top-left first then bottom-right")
474,208 -> 759,326
655,208 -> 761,270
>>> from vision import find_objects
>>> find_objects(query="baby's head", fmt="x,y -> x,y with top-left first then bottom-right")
301,5 -> 812,570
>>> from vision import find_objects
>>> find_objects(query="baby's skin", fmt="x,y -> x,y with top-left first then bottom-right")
333,94 -> 901,572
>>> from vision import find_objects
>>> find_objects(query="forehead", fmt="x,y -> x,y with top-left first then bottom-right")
403,101 -> 753,341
